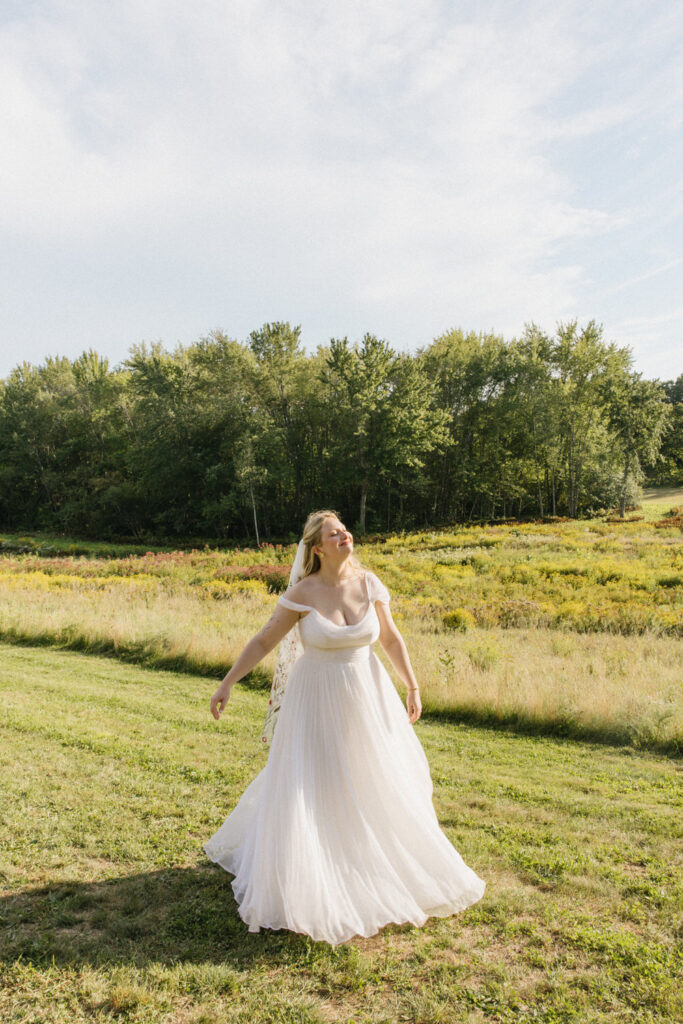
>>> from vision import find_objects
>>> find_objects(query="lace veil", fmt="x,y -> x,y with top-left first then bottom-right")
260,538 -> 306,744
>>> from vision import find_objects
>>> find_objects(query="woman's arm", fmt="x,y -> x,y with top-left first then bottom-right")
210,604 -> 301,720
375,602 -> 422,724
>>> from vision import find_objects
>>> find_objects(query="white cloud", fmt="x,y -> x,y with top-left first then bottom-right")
0,0 -> 681,376
599,258 -> 683,297
1,1 -> 602,241
605,309 -> 683,381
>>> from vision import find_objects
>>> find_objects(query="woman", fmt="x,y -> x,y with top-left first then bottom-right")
204,509 -> 485,945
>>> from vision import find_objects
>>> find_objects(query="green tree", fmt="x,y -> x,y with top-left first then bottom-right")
655,375 -> 683,486
321,334 -> 449,532
321,334 -> 395,532
383,351 -> 451,528
549,320 -> 631,517
248,322 -> 313,526
0,357 -> 78,529
602,367 -> 672,515
0,320 -> 674,540
182,330 -> 259,537
419,329 -> 510,521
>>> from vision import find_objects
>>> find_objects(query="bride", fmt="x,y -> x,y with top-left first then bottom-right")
204,509 -> 485,945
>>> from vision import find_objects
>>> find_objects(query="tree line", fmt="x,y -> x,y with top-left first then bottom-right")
0,320 -> 679,541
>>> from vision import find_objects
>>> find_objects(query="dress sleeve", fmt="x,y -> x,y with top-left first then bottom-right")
277,594 -> 313,613
367,571 -> 390,605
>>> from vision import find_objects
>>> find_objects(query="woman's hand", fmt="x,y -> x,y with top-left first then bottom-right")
210,683 -> 232,720
406,688 -> 422,724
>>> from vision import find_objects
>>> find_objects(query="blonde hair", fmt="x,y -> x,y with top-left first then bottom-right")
300,509 -> 364,579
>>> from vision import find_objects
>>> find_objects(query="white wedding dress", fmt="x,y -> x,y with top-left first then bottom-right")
203,570 -> 485,945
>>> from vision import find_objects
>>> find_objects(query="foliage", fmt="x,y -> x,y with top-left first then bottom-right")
442,608 -> 476,632
0,321 -> 676,539
650,375 -> 683,486
466,638 -> 502,671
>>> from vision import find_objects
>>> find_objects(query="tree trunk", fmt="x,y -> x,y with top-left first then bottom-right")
359,481 -> 368,534
619,455 -> 630,518
249,484 -> 260,545
532,416 -> 544,517
551,466 -> 556,517
567,413 -> 576,517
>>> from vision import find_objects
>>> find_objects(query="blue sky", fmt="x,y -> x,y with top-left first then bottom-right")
1,0 -> 681,380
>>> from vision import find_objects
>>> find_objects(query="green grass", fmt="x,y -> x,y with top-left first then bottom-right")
0,531 -> 283,558
639,486 -> 683,522
0,532 -> 170,558
1,644 -> 681,1023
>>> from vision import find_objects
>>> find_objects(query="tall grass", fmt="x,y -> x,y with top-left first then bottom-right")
0,569 -> 680,753
0,515 -> 680,752
0,582 -> 276,685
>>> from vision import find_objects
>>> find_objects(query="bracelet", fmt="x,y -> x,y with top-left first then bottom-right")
407,686 -> 419,693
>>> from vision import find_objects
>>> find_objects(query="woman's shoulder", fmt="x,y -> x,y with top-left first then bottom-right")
365,570 -> 390,603
283,578 -> 313,603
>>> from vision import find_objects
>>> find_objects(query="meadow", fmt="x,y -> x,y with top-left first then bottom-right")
0,506 -> 681,753
1,505 -> 681,1021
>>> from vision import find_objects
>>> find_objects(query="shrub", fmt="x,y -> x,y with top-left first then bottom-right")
213,564 -> 290,592
498,598 -> 545,628
442,608 -> 476,632
657,575 -> 682,589
466,638 -> 502,671
201,579 -> 269,599
654,516 -> 683,529
654,507 -> 683,529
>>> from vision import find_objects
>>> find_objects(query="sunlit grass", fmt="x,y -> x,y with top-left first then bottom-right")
640,486 -> 683,522
1,644 -> 681,1023
0,502 -> 680,751
0,572 -> 680,751
0,581 -> 277,685
389,624 -> 682,753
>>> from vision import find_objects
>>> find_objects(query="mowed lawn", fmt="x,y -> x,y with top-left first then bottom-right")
640,486 -> 683,521
1,644 -> 681,1024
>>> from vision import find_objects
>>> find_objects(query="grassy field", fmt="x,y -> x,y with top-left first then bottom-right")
1,643 -> 681,1024
0,509 -> 680,753
640,486 -> 683,521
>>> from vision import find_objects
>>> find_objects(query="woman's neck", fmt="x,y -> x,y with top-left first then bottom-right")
316,563 -> 356,587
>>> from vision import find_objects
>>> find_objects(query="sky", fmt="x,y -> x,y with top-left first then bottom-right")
1,0 -> 681,381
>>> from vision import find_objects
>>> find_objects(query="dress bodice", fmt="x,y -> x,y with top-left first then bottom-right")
277,570 -> 390,653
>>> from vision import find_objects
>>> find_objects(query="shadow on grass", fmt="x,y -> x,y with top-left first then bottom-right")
0,628 -> 272,689
0,863 -> 345,969
641,486 -> 683,503
423,703 -> 683,759
2,634 -> 680,757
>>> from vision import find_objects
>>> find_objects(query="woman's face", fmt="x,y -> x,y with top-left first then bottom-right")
315,517 -> 353,561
